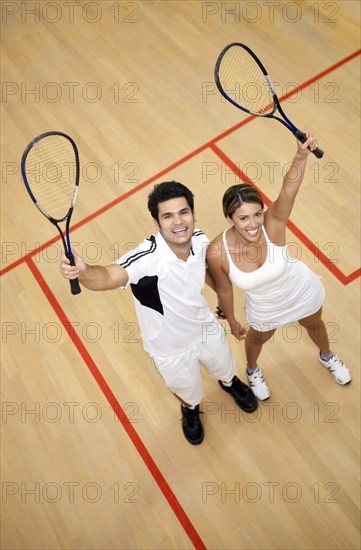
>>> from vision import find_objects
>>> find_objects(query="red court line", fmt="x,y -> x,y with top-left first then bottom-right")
277,48 -> 361,102
1,234 -> 62,276
208,48 -> 361,146
25,255 -> 207,550
210,142 -> 361,286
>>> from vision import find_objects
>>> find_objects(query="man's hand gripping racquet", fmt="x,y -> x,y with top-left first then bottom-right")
21,131 -> 81,295
215,43 -> 324,158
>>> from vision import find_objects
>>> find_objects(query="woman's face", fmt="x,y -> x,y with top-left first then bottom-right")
228,202 -> 265,243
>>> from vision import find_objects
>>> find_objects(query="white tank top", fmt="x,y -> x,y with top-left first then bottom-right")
222,226 -> 325,330
223,226 -> 290,291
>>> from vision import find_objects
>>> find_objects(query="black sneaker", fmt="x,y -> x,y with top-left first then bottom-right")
219,375 -> 258,412
181,405 -> 204,445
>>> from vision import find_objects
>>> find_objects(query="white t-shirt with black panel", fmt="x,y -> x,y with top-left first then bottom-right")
115,229 -> 215,358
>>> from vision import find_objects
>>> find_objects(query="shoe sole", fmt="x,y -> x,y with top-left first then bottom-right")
331,376 -> 351,385
251,390 -> 271,401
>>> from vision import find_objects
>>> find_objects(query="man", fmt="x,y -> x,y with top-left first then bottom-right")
60,181 -> 257,445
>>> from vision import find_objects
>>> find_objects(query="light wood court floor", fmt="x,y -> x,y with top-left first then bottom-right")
1,1 -> 360,549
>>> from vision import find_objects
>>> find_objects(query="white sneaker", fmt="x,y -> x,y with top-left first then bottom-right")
247,366 -> 271,400
318,353 -> 351,385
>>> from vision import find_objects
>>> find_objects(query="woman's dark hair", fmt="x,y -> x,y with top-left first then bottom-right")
147,181 -> 194,221
222,184 -> 264,218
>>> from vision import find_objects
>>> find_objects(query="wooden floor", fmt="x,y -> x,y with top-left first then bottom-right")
1,1 -> 360,549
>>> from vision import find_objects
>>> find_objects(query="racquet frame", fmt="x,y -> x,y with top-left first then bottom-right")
21,131 -> 81,295
215,43 -> 324,158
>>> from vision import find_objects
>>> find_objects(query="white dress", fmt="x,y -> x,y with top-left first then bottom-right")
222,226 -> 325,331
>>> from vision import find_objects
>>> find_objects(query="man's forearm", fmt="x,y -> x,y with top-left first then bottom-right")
78,264 -> 117,291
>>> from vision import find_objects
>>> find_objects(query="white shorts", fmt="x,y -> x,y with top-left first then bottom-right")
152,322 -> 236,408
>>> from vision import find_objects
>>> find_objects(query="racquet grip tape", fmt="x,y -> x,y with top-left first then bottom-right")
66,252 -> 82,295
294,130 -> 324,159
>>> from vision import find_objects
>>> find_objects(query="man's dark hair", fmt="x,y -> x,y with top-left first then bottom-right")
147,181 -> 194,221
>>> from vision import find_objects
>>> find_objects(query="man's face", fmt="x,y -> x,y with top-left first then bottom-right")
154,197 -> 195,252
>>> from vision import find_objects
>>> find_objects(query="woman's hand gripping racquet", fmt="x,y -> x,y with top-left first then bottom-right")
21,131 -> 81,295
215,42 -> 324,159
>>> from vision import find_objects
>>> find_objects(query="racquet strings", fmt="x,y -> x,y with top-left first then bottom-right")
218,46 -> 275,115
25,135 -> 77,221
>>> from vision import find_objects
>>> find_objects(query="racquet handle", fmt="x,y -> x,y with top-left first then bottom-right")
294,130 -> 324,159
66,252 -> 82,295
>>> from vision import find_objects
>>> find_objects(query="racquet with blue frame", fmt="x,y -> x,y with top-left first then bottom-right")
21,131 -> 81,295
215,43 -> 324,159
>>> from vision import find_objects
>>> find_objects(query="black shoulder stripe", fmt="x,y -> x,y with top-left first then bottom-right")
120,235 -> 157,268
192,230 -> 205,237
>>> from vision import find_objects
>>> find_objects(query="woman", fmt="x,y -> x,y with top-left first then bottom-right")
207,133 -> 351,400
